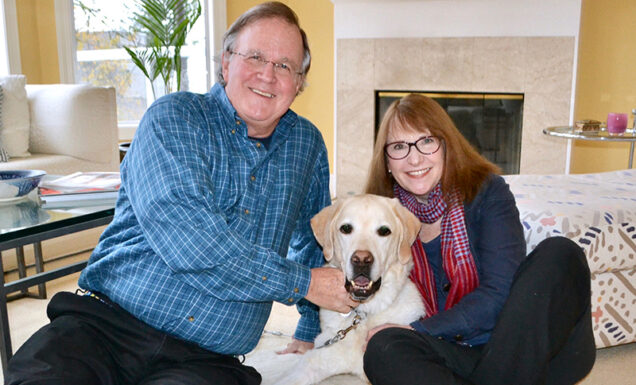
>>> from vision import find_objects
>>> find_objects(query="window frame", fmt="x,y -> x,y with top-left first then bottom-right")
1,0 -> 21,75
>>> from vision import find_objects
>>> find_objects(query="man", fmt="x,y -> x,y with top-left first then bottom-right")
6,3 -> 356,384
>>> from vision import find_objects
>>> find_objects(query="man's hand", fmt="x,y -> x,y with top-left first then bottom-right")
276,338 -> 314,355
305,267 -> 359,313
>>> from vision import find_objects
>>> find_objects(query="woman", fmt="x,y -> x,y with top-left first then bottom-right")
362,94 -> 595,385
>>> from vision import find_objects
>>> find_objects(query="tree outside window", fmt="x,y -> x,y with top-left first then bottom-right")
73,0 -> 208,126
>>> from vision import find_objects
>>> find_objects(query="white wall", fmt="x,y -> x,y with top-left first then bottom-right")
333,0 -> 581,39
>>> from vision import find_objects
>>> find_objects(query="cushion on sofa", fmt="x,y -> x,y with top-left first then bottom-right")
0,83 -> 120,174
0,75 -> 30,157
27,84 -> 117,164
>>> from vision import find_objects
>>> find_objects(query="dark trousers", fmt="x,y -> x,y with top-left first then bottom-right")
6,292 -> 261,385
364,236 -> 596,385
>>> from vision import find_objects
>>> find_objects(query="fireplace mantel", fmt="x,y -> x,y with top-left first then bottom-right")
335,36 -> 575,197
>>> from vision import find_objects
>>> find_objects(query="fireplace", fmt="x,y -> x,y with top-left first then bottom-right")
335,36 -> 575,198
376,91 -> 524,175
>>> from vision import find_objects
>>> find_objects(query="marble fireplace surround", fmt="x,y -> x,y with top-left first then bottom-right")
335,37 -> 575,197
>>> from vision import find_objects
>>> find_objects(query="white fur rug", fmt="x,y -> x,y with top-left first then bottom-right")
244,303 -> 366,385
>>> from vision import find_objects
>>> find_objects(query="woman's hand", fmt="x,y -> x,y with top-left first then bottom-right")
363,323 -> 414,351
276,338 -> 314,355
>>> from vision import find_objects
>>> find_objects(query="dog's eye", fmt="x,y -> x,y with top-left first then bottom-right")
377,226 -> 392,236
339,224 -> 353,234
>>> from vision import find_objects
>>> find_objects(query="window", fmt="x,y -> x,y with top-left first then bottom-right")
0,1 -> 9,75
1,0 -> 21,75
58,0 -> 225,137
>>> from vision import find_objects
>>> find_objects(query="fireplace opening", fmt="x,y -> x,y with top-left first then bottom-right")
375,91 -> 524,175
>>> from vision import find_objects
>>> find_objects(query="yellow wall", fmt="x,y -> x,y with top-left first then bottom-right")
227,0 -> 335,171
572,0 -> 636,173
16,0 -> 60,84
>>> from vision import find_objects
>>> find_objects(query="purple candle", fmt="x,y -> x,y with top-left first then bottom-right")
607,112 -> 628,135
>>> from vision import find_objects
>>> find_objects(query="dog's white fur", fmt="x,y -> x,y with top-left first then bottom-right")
250,194 -> 425,385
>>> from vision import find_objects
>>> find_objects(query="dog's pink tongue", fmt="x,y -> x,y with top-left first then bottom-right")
353,276 -> 370,287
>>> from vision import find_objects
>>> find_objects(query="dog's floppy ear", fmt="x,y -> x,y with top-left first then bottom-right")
310,200 -> 343,262
391,198 -> 421,264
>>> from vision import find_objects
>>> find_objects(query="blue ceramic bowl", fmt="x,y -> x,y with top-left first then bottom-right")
0,170 -> 47,200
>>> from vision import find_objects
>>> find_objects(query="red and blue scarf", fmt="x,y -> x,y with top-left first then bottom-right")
394,183 -> 479,317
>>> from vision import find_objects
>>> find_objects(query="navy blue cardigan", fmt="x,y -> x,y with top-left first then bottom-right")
410,174 -> 527,346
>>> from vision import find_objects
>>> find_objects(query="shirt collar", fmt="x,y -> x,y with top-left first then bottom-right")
210,83 -> 296,141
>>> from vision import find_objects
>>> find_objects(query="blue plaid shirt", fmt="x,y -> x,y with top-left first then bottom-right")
79,84 -> 331,355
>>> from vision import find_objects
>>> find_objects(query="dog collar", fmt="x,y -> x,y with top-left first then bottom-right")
316,310 -> 366,349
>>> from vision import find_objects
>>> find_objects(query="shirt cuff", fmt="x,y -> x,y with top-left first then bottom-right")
293,309 -> 321,342
410,319 -> 432,335
410,315 -> 470,344
280,259 -> 311,305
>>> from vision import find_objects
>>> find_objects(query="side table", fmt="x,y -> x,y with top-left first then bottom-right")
0,197 -> 114,376
543,126 -> 636,169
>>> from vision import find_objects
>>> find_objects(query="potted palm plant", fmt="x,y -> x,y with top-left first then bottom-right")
124,0 -> 201,98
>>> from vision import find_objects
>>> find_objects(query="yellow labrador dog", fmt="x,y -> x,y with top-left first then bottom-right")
254,194 -> 425,385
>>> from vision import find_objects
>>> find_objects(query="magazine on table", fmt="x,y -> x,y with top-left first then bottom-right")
39,172 -> 121,193
39,172 -> 120,208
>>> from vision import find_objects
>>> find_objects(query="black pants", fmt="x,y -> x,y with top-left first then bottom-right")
6,291 -> 261,385
364,236 -> 596,385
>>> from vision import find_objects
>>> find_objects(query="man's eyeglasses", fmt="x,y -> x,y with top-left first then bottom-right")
384,136 -> 442,160
229,51 -> 303,80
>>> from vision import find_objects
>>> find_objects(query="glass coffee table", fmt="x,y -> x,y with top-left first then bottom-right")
543,126 -> 636,169
0,192 -> 114,374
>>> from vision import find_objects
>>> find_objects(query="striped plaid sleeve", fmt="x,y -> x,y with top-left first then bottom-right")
289,143 -> 331,342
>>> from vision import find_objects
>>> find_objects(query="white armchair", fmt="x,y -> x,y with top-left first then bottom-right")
0,83 -> 120,174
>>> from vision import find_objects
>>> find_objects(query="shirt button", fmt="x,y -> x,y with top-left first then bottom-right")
244,209 -> 250,215
256,142 -> 262,148
262,276 -> 267,281
293,287 -> 299,293
454,334 -> 463,342
235,120 -> 241,125
288,298 -> 294,303
443,283 -> 451,292
188,316 -> 195,322
231,129 -> 236,134
250,175 -> 256,181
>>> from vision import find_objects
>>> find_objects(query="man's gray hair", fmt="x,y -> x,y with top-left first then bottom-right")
216,1 -> 311,93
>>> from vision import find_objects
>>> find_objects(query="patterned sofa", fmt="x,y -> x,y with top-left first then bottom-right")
504,169 -> 636,348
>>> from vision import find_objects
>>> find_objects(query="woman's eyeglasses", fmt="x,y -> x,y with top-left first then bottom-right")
384,136 -> 442,160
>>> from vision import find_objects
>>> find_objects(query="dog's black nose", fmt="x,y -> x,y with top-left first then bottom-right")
351,250 -> 374,266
